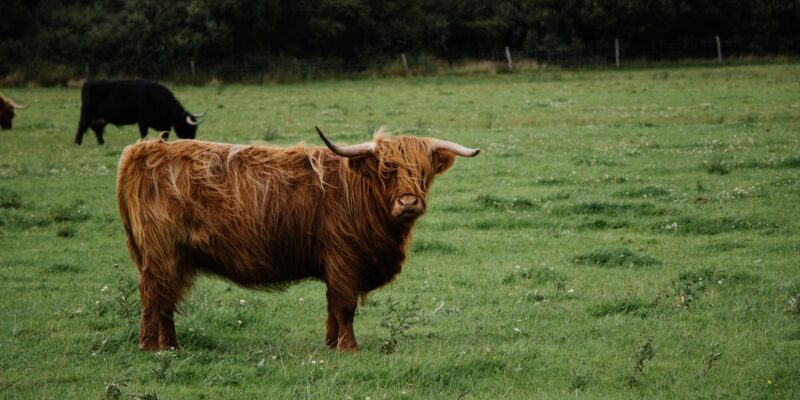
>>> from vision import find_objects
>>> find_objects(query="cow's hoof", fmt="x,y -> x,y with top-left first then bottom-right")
336,344 -> 358,352
138,341 -> 161,351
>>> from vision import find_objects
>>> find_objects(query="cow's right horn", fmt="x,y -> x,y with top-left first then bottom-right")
430,139 -> 480,157
10,101 -> 30,110
186,115 -> 203,126
316,126 -> 375,157
191,109 -> 207,118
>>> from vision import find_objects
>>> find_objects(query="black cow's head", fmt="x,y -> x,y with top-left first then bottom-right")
174,110 -> 206,139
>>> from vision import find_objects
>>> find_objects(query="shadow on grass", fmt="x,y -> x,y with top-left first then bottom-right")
555,201 -> 668,217
572,247 -> 660,268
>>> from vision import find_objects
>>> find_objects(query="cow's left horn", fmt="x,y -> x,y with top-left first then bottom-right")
10,101 -> 30,110
191,109 -> 207,118
186,115 -> 203,126
430,139 -> 480,157
316,126 -> 375,157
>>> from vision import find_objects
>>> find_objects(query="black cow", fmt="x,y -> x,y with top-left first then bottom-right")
74,79 -> 206,145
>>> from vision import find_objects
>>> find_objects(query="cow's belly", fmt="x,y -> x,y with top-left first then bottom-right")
184,237 -> 321,288
99,114 -> 137,126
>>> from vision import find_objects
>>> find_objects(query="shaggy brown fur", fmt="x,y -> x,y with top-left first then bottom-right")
0,94 -> 24,130
116,130 -> 477,351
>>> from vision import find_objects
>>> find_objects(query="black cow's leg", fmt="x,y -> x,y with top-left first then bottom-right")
74,114 -> 90,145
138,123 -> 150,140
91,123 -> 106,145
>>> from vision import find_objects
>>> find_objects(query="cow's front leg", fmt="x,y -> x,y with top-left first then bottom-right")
138,123 -> 150,139
334,301 -> 358,351
325,290 -> 339,349
325,287 -> 358,351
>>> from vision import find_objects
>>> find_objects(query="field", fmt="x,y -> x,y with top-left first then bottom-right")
1,64 -> 799,399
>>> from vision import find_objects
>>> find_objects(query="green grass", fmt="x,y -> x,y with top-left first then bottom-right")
1,64 -> 799,398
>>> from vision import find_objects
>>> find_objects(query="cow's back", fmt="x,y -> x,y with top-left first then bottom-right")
83,80 -> 143,125
83,80 -> 183,126
117,139 -> 332,287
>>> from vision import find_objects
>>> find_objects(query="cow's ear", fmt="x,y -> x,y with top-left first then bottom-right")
432,149 -> 456,175
346,154 -> 379,176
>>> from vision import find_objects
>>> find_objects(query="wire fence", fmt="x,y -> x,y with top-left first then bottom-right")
1,37 -> 797,85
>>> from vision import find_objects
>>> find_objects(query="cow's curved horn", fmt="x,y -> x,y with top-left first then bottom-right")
186,115 -> 203,126
191,109 -> 207,118
316,126 -> 375,157
430,139 -> 480,157
10,101 -> 30,110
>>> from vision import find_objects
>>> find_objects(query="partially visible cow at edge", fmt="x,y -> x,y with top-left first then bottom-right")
75,79 -> 206,145
116,127 -> 479,351
0,93 -> 30,130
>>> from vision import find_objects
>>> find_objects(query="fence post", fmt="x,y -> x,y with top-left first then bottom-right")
715,35 -> 722,63
615,38 -> 620,68
190,59 -> 196,77
505,46 -> 513,72
400,53 -> 408,73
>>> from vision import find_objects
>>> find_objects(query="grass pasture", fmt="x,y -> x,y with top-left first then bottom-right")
1,64 -> 799,399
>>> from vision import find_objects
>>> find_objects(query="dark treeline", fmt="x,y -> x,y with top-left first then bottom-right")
2,0 -> 798,73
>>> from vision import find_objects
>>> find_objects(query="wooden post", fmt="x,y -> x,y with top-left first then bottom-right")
400,53 -> 408,73
715,35 -> 722,63
190,59 -> 196,77
615,38 -> 620,68
505,46 -> 513,72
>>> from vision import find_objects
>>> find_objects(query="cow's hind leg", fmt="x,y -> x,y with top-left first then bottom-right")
137,264 -> 189,350
74,114 -> 90,145
159,305 -> 179,349
90,123 -> 106,145
138,269 -> 162,350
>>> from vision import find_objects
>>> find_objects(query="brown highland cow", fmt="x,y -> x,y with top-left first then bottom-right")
0,93 -> 29,130
116,127 -> 479,351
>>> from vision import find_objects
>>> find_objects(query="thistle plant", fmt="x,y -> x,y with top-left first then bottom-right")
628,337 -> 654,387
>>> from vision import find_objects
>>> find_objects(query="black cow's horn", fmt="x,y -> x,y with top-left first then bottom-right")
186,115 -> 203,126
430,139 -> 480,157
316,126 -> 375,157
191,109 -> 207,118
